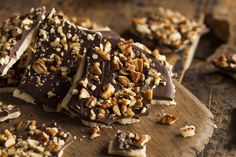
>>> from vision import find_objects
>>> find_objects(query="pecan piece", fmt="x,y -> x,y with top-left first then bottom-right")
90,63 -> 102,75
118,76 -> 130,86
143,89 -> 153,100
130,71 -> 145,83
112,56 -> 123,70
133,58 -> 143,72
32,58 -> 47,74
79,88 -> 90,99
157,113 -> 178,125
100,83 -> 115,100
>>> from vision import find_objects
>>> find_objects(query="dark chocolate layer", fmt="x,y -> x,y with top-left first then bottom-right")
68,33 -> 175,125
17,9 -> 102,109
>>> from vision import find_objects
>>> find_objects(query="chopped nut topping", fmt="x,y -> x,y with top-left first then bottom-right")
143,89 -> 153,100
133,59 -> 144,72
94,42 -> 111,61
132,7 -> 204,52
32,58 -> 47,74
100,83 -> 115,99
130,71 -> 145,83
90,63 -> 102,75
118,76 -> 130,87
0,120 -> 74,156
79,88 -> 90,99
47,91 -> 56,98
50,37 -> 60,47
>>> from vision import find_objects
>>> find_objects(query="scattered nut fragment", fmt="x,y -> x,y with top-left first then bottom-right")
89,126 -> 100,140
180,125 -> 196,137
157,112 -> 178,125
100,83 -> 115,99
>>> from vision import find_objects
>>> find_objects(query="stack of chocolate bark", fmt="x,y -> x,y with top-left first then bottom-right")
0,7 -> 175,129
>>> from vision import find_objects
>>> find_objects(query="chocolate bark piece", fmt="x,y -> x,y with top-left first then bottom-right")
14,9 -> 102,109
212,54 -> 236,73
131,7 -> 204,54
59,37 -> 175,127
212,53 -> 236,80
108,130 -> 151,157
0,120 -> 75,157
0,102 -> 20,122
0,46 -> 35,93
0,7 -> 46,76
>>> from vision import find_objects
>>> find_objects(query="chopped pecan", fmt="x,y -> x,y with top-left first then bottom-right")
100,83 -> 115,100
140,53 -> 150,67
126,63 -> 136,71
157,113 -> 178,125
90,63 -> 102,75
118,39 -> 134,56
113,105 -> 121,116
94,43 -> 111,61
130,71 -> 145,83
79,88 -> 90,99
50,37 -> 60,47
85,97 -> 97,108
97,108 -> 106,119
112,56 -> 123,70
143,89 -> 153,100
125,108 -> 134,117
32,58 -> 47,74
118,76 -> 130,86
133,58 -> 143,72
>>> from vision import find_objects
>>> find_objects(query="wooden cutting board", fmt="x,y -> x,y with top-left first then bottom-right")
0,80 -> 214,157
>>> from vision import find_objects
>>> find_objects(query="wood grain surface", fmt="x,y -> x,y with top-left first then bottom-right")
0,80 -> 214,157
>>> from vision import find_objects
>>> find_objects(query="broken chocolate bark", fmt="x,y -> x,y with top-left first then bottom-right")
59,35 -> 175,126
0,102 -> 20,122
0,7 -> 46,76
0,46 -> 35,93
0,120 -> 75,157
108,130 -> 151,157
212,54 -> 236,73
131,7 -> 204,53
14,9 -> 102,109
